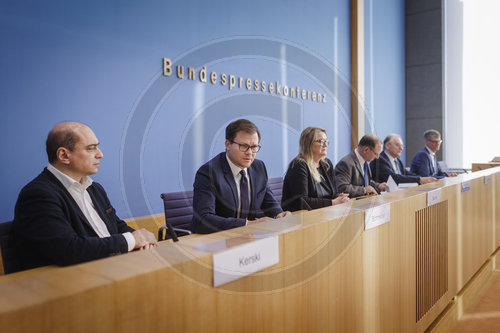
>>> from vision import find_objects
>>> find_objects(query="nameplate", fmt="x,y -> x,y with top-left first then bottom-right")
427,188 -> 442,206
212,235 -> 279,287
364,203 -> 391,230
461,181 -> 471,193
485,175 -> 491,185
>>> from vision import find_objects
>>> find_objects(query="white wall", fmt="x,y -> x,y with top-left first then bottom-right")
445,0 -> 500,169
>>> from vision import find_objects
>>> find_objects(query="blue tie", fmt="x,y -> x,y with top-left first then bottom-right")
239,170 -> 249,219
363,162 -> 369,187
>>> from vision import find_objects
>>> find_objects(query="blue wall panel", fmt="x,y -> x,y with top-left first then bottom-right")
364,0 -> 406,160
0,0 -> 354,220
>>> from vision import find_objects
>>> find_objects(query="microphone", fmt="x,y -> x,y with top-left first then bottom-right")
166,223 -> 179,242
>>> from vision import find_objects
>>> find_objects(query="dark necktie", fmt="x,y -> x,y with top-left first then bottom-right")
239,170 -> 249,219
363,162 -> 369,187
395,159 -> 401,175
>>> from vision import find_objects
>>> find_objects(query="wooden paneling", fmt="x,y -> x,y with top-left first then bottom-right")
124,213 -> 164,239
415,201 -> 448,322
472,162 -> 500,172
495,172 -> 500,250
1,167 -> 499,333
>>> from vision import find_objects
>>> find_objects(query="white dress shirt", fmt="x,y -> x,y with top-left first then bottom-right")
226,154 -> 251,220
425,146 -> 437,172
47,164 -> 135,251
354,149 -> 367,171
387,154 -> 400,174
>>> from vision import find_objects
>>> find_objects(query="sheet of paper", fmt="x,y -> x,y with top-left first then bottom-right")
399,182 -> 418,188
387,175 -> 398,192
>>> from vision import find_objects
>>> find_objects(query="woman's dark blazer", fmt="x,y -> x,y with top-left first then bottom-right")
281,158 -> 339,212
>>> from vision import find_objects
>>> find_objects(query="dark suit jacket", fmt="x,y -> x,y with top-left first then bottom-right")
371,151 -> 421,184
335,151 -> 380,197
410,147 -> 446,178
13,168 -> 134,270
281,158 -> 339,212
191,152 -> 283,234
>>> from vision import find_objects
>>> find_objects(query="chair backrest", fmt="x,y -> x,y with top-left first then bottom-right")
160,191 -> 194,231
437,161 -> 449,174
268,177 -> 283,203
0,221 -> 22,274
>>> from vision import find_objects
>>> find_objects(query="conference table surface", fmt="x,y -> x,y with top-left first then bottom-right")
0,167 -> 499,333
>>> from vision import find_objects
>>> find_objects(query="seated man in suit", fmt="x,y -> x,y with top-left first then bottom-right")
371,134 -> 437,185
191,119 -> 291,234
335,134 -> 389,198
13,122 -> 157,270
410,129 -> 457,178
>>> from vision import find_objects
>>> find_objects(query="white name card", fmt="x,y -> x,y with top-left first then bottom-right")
212,235 -> 279,287
365,203 -> 391,230
461,180 -> 471,193
427,188 -> 442,206
485,175 -> 491,185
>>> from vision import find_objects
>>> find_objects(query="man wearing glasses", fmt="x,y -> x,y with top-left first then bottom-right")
191,119 -> 290,234
371,134 -> 437,184
335,134 -> 389,198
410,129 -> 457,178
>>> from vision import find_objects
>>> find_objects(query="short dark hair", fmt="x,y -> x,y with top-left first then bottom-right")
45,126 -> 80,163
225,119 -> 261,142
358,134 -> 381,150
424,129 -> 441,140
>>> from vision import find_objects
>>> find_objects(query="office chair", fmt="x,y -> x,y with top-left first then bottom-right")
0,221 -> 22,274
268,177 -> 284,203
159,191 -> 193,241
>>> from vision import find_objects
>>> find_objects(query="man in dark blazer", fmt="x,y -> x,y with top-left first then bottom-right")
335,134 -> 389,198
191,119 -> 290,234
371,134 -> 437,185
410,129 -> 457,179
13,122 -> 157,270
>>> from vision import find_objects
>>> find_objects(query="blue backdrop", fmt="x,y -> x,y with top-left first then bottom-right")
0,0 -> 404,221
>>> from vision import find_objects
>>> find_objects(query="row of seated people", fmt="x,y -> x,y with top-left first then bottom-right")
9,120 -> 454,272
191,121 -> 455,233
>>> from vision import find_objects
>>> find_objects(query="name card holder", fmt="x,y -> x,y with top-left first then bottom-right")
364,203 -> 391,230
212,235 -> 279,287
427,188 -> 442,206
461,180 -> 471,193
352,202 -> 391,230
485,175 -> 491,185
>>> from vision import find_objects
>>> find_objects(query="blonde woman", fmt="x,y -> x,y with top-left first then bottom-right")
281,127 -> 349,212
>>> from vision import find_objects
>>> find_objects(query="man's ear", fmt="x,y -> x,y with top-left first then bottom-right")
224,139 -> 231,151
56,147 -> 71,165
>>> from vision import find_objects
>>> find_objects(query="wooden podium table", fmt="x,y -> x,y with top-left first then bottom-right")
1,167 -> 499,333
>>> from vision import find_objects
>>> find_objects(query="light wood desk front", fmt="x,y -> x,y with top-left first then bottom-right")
1,167 -> 499,333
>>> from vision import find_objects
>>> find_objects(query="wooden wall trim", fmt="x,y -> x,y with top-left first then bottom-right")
350,0 -> 365,149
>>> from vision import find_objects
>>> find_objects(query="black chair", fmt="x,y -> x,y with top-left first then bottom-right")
438,161 -> 470,174
159,191 -> 193,241
158,177 -> 283,241
0,221 -> 22,274
268,177 -> 284,203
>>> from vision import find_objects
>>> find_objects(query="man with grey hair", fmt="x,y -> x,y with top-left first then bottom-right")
410,129 -> 457,178
371,134 -> 437,184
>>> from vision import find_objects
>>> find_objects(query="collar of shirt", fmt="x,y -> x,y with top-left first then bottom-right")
47,164 -> 93,191
425,146 -> 435,156
225,154 -> 248,178
354,148 -> 367,168
386,153 -> 399,172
